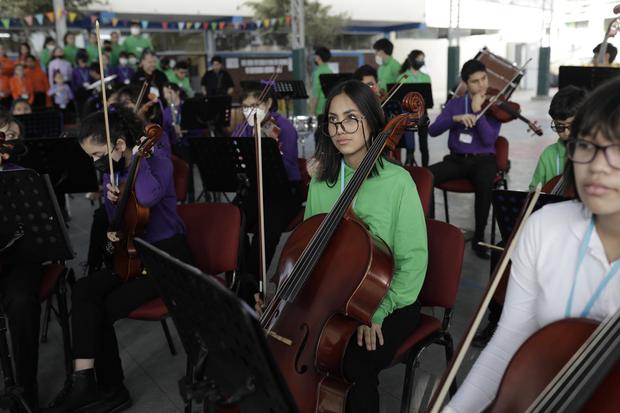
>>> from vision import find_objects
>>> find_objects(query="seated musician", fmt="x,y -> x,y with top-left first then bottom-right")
529,85 -> 587,190
0,112 -> 41,410
232,82 -> 302,303
443,77 -> 620,413
46,106 -> 193,413
428,60 -> 501,259
353,64 -> 381,97
306,79 -> 428,412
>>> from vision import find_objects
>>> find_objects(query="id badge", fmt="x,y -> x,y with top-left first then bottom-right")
459,132 -> 473,144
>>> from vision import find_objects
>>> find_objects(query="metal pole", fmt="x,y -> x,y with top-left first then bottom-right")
53,0 -> 67,44
291,0 -> 307,115
536,0 -> 552,98
447,0 -> 461,99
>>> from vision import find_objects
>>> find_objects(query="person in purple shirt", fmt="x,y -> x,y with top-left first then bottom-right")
46,106 -> 193,413
109,51 -> 135,88
231,82 -> 302,303
428,60 -> 501,259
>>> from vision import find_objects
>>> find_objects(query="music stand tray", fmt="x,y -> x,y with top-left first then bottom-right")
558,65 -> 620,90
135,238 -> 299,413
240,80 -> 309,100
319,73 -> 353,97
386,83 -> 434,109
181,96 -> 232,130
188,137 -> 290,196
18,138 -> 99,194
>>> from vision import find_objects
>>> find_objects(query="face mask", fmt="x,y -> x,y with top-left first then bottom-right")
169,59 -> 176,69
412,60 -> 425,70
129,57 -> 138,65
46,44 -> 55,51
243,107 -> 267,127
119,58 -> 128,66
93,155 -> 125,174
375,55 -> 383,66
130,27 -> 141,36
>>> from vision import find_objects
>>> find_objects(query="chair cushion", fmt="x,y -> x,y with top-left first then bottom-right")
392,314 -> 442,364
39,263 -> 65,301
127,297 -> 168,320
437,175 -> 503,194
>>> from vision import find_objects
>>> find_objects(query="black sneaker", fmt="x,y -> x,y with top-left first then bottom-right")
472,321 -> 498,348
89,384 -> 133,413
44,369 -> 101,413
472,240 -> 490,260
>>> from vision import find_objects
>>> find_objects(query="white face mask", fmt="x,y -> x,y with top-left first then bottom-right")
243,107 -> 267,127
46,44 -> 56,51
130,27 -> 141,36
119,57 -> 128,66
129,57 -> 138,65
169,59 -> 176,69
375,55 -> 383,66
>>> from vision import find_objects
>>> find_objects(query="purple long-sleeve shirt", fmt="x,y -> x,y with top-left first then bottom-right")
71,66 -> 90,93
48,58 -> 73,86
109,66 -> 135,86
103,146 -> 185,244
428,95 -> 501,154
232,111 -> 301,182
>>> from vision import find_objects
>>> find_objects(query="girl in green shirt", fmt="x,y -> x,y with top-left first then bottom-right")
308,79 -> 428,412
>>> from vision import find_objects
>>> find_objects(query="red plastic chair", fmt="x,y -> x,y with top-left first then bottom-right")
405,166 -> 433,218
127,202 -> 242,355
390,219 -> 465,413
436,136 -> 509,243
172,154 -> 189,203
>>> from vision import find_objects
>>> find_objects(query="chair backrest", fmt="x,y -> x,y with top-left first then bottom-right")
419,219 -> 465,308
172,154 -> 189,203
495,136 -> 509,173
405,166 -> 433,218
177,203 -> 241,275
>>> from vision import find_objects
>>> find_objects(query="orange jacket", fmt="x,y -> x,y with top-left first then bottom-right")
0,57 -> 15,77
26,66 -> 51,106
0,76 -> 10,99
10,76 -> 34,104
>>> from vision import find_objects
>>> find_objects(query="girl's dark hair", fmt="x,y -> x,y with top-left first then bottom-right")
78,104 -> 144,148
240,81 -> 278,112
315,79 -> 386,183
400,49 -> 424,74
0,111 -> 24,139
564,76 -> 620,197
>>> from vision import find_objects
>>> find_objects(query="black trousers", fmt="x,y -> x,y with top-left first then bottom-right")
71,234 -> 193,387
343,302 -> 421,413
429,154 -> 497,239
86,205 -> 111,275
0,260 -> 41,403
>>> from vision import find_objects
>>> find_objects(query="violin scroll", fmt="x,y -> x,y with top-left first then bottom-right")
384,92 -> 426,151
136,124 -> 163,158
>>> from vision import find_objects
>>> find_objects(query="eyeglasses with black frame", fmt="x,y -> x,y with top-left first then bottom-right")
566,138 -> 620,170
551,120 -> 572,133
323,115 -> 365,138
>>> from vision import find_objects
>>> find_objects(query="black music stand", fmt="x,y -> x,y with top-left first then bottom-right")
181,96 -> 232,136
240,80 -> 309,118
134,238 -> 299,413
319,73 -> 353,97
16,110 -> 63,139
188,137 -> 290,200
18,138 -> 99,194
0,169 -> 74,412
558,65 -> 620,90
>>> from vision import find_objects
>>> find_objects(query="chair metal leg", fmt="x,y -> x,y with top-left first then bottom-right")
491,203 -> 496,245
40,299 -> 52,343
400,353 -> 418,413
56,274 -> 73,376
184,356 -> 194,413
443,333 -> 458,396
442,190 -> 450,223
160,319 -> 177,355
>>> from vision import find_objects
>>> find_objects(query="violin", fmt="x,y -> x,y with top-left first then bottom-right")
481,87 -> 543,136
0,132 -> 27,162
595,6 -> 620,66
261,92 -> 425,413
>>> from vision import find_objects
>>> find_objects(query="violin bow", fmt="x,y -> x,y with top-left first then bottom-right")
95,21 -> 115,188
134,80 -> 150,114
426,185 -> 543,413
380,74 -> 409,108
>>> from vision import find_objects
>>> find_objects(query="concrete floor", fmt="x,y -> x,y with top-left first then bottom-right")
35,89 -> 557,412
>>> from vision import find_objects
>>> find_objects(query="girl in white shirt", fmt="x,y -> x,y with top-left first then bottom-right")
444,78 -> 620,413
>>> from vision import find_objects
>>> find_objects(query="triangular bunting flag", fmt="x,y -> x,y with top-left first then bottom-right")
68,11 -> 78,23
219,21 -> 226,30
46,12 -> 55,22
256,20 -> 262,29
90,15 -> 98,25
141,20 -> 149,29
1,19 -> 10,29
203,22 -> 209,30
285,15 -> 292,27
263,19 -> 270,28
24,15 -> 34,26
271,18 -> 277,28
112,18 -> 119,27
279,16 -> 285,26
57,9 -> 64,19
211,22 -> 217,31
193,22 -> 201,30
178,22 -> 185,30
187,21 -> 192,29
35,14 -> 44,25
162,21 -> 168,30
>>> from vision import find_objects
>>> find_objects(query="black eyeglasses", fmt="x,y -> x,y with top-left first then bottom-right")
551,120 -> 571,133
566,138 -> 620,170
323,116 -> 365,138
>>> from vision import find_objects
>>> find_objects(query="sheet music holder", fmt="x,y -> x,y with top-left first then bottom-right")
134,238 -> 299,413
188,137 -> 290,196
492,189 -> 567,241
181,95 -> 232,131
558,65 -> 620,90
16,110 -> 63,139
319,73 -> 353,97
240,80 -> 308,100
18,138 -> 99,194
386,83 -> 434,109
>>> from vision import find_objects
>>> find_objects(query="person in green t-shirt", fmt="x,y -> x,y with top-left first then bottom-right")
109,31 -> 123,67
307,79 -> 427,412
122,22 -> 154,57
63,32 -> 78,66
86,31 -> 99,63
529,85 -> 587,190
165,60 -> 193,97
40,37 -> 56,69
373,38 -> 401,93
310,46 -> 332,116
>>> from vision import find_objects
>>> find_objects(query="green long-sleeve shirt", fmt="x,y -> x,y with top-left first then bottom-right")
123,35 -> 153,57
397,69 -> 431,84
312,63 -> 332,115
303,159 -> 428,324
529,140 -> 566,190
378,55 -> 401,92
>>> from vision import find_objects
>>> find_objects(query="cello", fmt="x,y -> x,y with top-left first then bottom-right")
260,91 -> 425,413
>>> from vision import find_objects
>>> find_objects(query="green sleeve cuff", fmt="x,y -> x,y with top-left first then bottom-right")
371,307 -> 387,325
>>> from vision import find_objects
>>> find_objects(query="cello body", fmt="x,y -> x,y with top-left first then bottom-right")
266,214 -> 393,413
485,318 -> 620,413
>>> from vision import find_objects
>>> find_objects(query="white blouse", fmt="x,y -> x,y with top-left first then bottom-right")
445,200 -> 620,413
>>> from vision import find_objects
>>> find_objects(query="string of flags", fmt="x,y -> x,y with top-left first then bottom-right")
0,10 -> 293,31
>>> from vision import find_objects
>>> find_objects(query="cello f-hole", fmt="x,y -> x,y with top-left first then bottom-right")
295,324 -> 309,374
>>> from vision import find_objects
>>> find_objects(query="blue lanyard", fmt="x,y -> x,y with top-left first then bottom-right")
340,159 -> 357,208
556,153 -> 561,176
464,95 -> 468,115
565,218 -> 620,318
